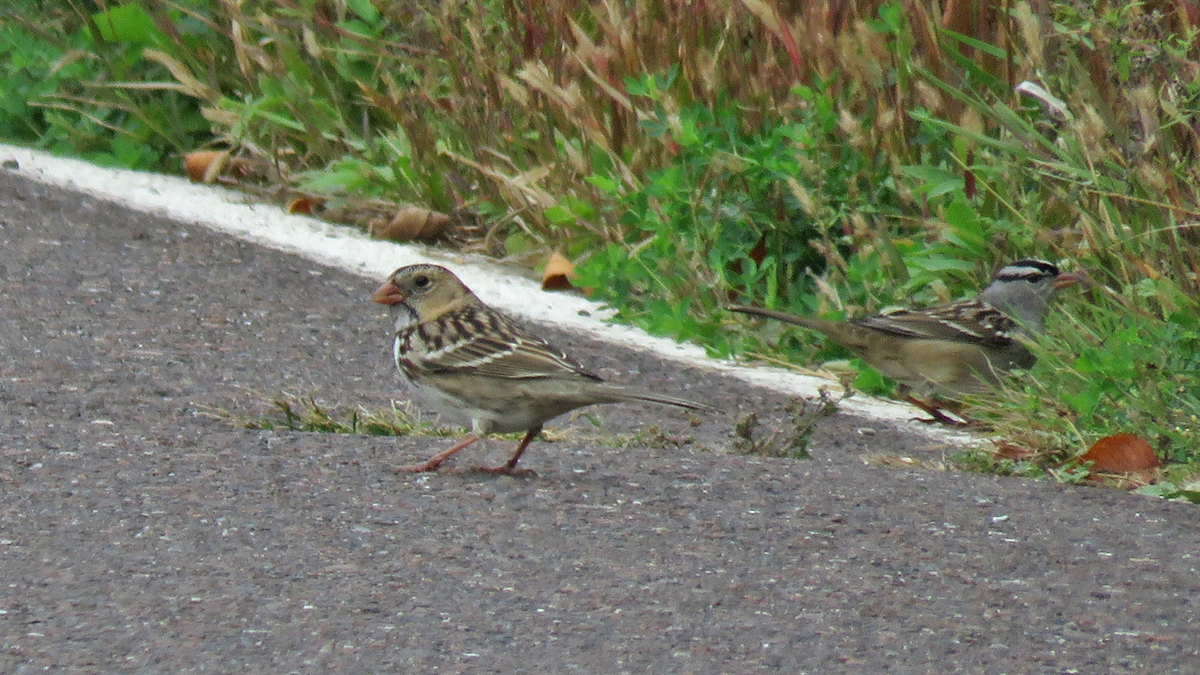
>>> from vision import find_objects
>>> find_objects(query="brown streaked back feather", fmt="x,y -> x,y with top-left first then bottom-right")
410,306 -> 603,382
854,300 -> 1019,347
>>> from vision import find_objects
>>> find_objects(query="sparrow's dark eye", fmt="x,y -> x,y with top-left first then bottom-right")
412,275 -> 430,289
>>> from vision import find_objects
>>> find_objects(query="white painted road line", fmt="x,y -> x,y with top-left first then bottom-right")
1,143 -> 967,433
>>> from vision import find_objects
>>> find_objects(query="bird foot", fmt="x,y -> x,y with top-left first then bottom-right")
910,411 -> 970,427
394,460 -> 447,473
468,464 -> 537,477
903,396 -> 971,427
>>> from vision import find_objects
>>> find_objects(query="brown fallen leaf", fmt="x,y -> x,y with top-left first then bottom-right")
182,150 -> 229,183
541,251 -> 576,291
995,442 -> 1036,461
287,196 -> 323,215
182,149 -> 253,183
369,206 -> 451,243
1080,433 -> 1159,473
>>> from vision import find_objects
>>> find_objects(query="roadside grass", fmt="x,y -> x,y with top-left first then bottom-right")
199,393 -> 692,452
198,393 -> 457,438
4,0 -> 1198,494
732,391 -> 844,460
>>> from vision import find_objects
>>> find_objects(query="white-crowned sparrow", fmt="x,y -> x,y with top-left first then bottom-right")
373,264 -> 712,475
729,259 -> 1081,403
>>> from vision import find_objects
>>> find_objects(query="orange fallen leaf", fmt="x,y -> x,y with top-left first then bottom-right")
1080,433 -> 1159,474
541,251 -> 576,291
182,150 -> 229,183
369,207 -> 450,243
287,196 -> 323,215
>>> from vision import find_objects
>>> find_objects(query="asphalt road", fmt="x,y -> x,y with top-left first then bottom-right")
1,168 -> 1197,674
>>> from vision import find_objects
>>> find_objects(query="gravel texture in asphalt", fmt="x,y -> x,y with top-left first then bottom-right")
1,169 -> 1198,674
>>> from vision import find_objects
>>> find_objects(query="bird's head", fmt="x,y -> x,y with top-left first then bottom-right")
372,264 -> 477,324
980,259 -> 1082,330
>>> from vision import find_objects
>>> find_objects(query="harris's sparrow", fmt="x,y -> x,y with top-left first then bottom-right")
373,264 -> 712,475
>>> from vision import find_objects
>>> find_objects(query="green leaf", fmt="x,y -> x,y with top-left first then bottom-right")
851,360 -> 893,396
544,204 -> 578,224
938,28 -> 1008,59
91,4 -> 160,45
903,165 -> 965,198
585,174 -> 620,194
345,0 -> 380,24
1062,388 -> 1102,418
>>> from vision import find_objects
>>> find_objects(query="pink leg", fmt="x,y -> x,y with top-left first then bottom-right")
395,435 -> 480,473
903,395 -> 970,427
471,427 -> 541,477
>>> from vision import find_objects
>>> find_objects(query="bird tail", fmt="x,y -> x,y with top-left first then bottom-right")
601,386 -> 716,413
727,305 -> 828,330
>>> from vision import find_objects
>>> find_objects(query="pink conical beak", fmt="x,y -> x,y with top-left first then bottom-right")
372,281 -> 405,305
1054,271 -> 1084,289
